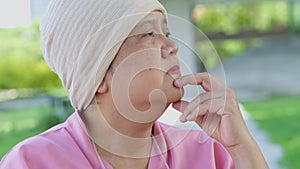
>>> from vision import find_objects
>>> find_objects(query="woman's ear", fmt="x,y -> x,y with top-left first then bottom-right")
97,81 -> 108,94
97,66 -> 114,94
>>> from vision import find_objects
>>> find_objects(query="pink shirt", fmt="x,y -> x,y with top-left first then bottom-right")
0,112 -> 234,169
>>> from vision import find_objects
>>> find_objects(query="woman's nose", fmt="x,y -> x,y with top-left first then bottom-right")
161,36 -> 178,58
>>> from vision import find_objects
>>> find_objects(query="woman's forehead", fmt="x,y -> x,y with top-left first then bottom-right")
134,11 -> 167,30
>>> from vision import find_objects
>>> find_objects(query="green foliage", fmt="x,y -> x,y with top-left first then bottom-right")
194,1 -> 289,68
194,1 -> 289,34
242,95 -> 300,169
196,38 -> 261,69
0,20 -> 62,90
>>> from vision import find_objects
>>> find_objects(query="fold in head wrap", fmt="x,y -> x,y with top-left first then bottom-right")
40,0 -> 166,111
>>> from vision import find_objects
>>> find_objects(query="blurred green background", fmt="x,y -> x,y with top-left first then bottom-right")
0,1 -> 299,168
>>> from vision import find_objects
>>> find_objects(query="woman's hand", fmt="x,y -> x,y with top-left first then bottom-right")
172,72 -> 269,169
172,72 -> 250,148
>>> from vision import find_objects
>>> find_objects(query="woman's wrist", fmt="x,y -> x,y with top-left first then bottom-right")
227,139 -> 269,169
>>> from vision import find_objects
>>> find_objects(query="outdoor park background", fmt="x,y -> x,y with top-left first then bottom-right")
0,1 -> 300,169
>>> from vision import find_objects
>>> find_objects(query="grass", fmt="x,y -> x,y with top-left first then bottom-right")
0,106 -> 61,158
242,95 -> 300,169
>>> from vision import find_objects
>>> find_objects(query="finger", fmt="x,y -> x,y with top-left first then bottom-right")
174,72 -> 224,91
185,98 -> 224,121
172,100 -> 189,112
183,91 -> 224,117
172,100 -> 190,122
197,112 -> 222,136
174,73 -> 207,87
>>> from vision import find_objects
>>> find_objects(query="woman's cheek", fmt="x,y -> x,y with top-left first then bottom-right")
128,69 -> 163,102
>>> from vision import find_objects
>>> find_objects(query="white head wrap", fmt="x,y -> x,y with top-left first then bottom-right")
40,0 -> 166,111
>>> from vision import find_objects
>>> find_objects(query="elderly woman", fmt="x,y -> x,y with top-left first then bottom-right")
0,0 -> 269,169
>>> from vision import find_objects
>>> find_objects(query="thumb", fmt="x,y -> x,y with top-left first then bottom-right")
172,100 -> 189,113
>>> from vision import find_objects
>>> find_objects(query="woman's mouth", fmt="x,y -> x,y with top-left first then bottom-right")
167,65 -> 181,78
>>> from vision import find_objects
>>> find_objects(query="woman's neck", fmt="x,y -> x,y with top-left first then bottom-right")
95,92 -> 164,138
81,101 -> 155,158
88,105 -> 154,169
102,105 -> 154,138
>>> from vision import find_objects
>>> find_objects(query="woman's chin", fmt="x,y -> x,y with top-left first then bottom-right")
167,86 -> 184,104
163,74 -> 184,103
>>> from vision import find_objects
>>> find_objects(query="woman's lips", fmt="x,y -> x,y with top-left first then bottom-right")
167,65 -> 181,76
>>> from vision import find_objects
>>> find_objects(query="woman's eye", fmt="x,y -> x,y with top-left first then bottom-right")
165,32 -> 171,38
145,32 -> 154,37
142,32 -> 171,38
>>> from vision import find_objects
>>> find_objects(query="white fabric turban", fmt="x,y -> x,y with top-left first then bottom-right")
40,0 -> 166,111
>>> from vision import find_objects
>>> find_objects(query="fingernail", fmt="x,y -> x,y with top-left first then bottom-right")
174,79 -> 181,87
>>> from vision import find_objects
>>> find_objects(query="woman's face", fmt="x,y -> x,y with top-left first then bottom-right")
108,11 -> 183,113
